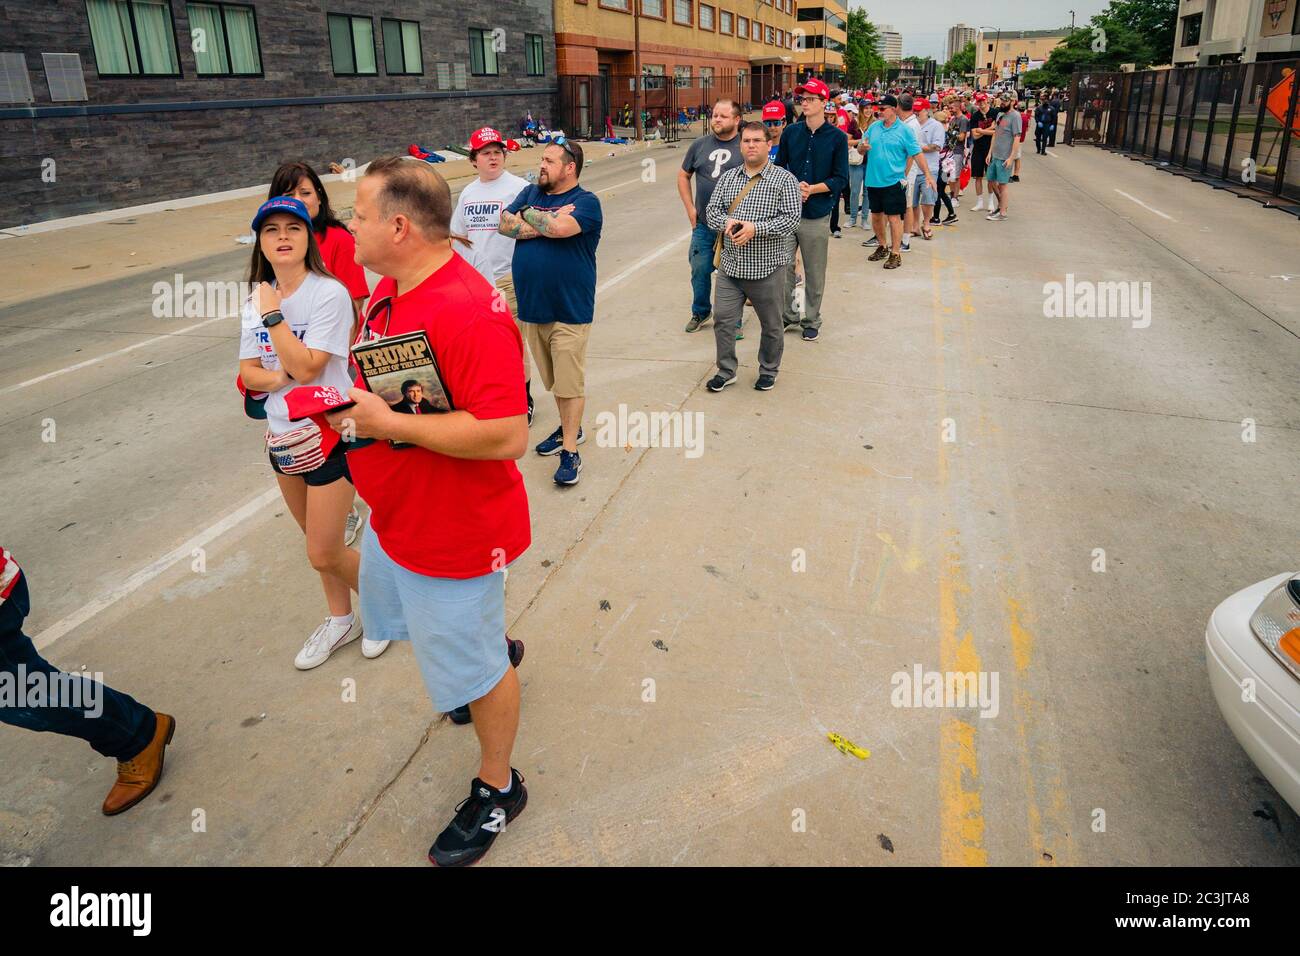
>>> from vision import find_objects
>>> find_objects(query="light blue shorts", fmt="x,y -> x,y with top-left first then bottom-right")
359,525 -> 508,712
914,171 -> 938,206
987,157 -> 1012,184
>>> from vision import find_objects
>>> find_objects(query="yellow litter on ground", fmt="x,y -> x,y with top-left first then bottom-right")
827,732 -> 870,759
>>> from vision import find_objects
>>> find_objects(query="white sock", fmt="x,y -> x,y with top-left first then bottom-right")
331,613 -> 354,627
496,774 -> 513,795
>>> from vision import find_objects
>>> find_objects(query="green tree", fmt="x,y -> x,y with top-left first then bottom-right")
942,40 -> 976,80
844,9 -> 886,87
1031,16 -> 1156,88
1100,0 -> 1178,65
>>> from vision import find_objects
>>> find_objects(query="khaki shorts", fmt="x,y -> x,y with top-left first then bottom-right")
522,321 -> 590,399
494,273 -> 531,383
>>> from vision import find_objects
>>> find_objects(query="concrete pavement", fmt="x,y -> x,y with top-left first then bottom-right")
1,140 -> 1298,866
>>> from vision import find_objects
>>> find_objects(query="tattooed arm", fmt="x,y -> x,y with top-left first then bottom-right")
498,209 -> 541,240
520,203 -> 581,239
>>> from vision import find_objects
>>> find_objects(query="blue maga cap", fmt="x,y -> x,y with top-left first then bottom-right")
251,196 -> 312,232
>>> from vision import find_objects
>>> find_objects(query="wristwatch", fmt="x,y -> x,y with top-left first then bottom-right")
261,310 -> 285,329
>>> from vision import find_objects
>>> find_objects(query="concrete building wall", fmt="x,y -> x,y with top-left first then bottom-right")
0,0 -> 558,227
1173,0 -> 1300,64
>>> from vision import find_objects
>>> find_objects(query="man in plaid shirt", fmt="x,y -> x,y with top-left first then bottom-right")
703,122 -> 802,392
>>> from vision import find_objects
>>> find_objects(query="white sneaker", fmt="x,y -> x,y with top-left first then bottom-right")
294,615 -> 363,670
361,636 -> 390,659
344,507 -> 364,546
974,197 -> 985,211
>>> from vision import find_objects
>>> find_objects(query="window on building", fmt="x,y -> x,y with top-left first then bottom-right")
752,19 -> 761,41
737,15 -> 748,38
719,9 -> 732,33
1180,13 -> 1202,46
381,18 -> 422,74
776,28 -> 783,45
86,0 -> 181,76
642,0 -> 664,16
186,2 -> 261,75
525,32 -> 544,74
797,7 -> 824,21
826,13 -> 845,31
642,62 -> 665,89
674,0 -> 693,25
600,0 -> 630,9
674,64 -> 691,87
328,13 -> 376,75
468,27 -> 499,74
700,65 -> 714,85
699,3 -> 714,29
987,43 -> 993,51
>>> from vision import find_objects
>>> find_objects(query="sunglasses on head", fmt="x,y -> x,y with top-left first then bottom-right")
551,134 -> 577,165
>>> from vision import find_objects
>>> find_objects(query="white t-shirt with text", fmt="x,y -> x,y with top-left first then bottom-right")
238,271 -> 355,434
450,171 -> 530,283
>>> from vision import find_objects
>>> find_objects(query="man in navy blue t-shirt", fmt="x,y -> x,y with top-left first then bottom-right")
500,141 -> 603,487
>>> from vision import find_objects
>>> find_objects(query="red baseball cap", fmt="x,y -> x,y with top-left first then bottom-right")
284,384 -> 356,421
795,77 -> 830,100
469,127 -> 506,153
913,97 -> 931,110
235,373 -> 268,420
762,100 -> 785,121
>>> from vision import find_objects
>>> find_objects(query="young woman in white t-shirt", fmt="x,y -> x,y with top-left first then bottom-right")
237,197 -> 389,670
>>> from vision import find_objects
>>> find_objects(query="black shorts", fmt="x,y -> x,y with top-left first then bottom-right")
269,436 -> 353,487
866,183 -> 906,217
971,150 -> 990,178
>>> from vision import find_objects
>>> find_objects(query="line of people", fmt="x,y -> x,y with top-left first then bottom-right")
677,80 -> 1039,392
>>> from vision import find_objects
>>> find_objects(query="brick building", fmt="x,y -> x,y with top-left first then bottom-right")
0,1 -> 558,226
553,0 -> 800,115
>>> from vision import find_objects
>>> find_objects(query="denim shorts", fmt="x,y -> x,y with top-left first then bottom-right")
358,525 -> 508,711
914,172 -> 938,206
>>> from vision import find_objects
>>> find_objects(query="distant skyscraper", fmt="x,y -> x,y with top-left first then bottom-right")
876,24 -> 903,62
946,23 -> 977,62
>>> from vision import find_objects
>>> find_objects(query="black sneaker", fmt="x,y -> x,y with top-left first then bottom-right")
706,374 -> 734,392
428,769 -> 528,867
754,374 -> 776,390
942,213 -> 958,225
862,235 -> 879,247
1010,175 -> 1020,182
801,327 -> 819,342
450,638 -> 525,725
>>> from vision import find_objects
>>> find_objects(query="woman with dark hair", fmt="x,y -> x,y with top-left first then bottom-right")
270,162 -> 368,545
269,162 -> 370,318
237,196 -> 389,670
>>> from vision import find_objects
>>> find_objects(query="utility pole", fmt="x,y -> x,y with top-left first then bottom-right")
634,1 -> 643,141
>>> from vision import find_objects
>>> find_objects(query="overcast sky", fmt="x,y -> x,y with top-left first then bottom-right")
854,0 -> 1110,60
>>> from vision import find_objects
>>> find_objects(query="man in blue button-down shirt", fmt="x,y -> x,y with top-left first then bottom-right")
773,77 -> 848,343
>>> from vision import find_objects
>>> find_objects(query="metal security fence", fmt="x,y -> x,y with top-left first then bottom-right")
558,68 -> 790,142
1066,60 -> 1300,208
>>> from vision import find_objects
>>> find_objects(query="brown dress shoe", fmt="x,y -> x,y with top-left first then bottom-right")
102,712 -> 175,816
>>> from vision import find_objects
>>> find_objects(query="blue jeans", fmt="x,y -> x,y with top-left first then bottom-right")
688,222 -> 717,319
0,572 -> 155,761
846,163 -> 865,223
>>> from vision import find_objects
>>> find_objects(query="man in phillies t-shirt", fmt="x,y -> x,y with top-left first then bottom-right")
328,155 -> 531,868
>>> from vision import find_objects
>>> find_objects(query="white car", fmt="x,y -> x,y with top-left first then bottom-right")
1206,573 -> 1300,814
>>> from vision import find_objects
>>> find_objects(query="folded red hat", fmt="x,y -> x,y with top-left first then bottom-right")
235,373 -> 268,420
284,384 -> 355,421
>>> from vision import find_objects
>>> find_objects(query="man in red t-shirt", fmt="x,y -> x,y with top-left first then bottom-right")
327,156 -> 531,868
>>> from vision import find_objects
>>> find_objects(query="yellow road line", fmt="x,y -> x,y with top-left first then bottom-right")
933,253 -> 988,866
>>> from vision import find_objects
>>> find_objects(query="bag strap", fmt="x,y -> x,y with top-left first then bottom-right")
713,172 -> 762,268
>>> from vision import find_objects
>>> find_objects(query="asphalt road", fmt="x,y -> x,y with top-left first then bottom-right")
2,140 -> 1299,866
